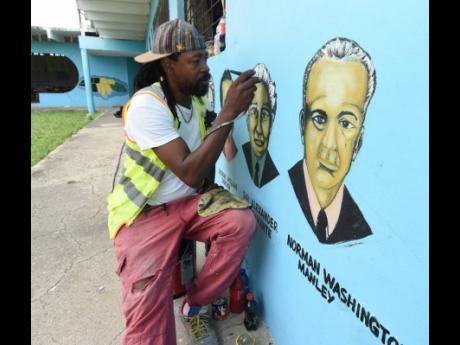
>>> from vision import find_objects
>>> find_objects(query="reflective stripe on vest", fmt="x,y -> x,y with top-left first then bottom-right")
193,95 -> 208,137
107,82 -> 207,239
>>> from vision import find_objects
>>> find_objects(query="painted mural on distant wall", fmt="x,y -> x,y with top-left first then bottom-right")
220,64 -> 280,188
288,37 -> 376,245
78,76 -> 128,99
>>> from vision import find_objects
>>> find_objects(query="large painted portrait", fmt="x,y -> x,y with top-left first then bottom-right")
242,63 -> 279,188
288,37 -> 376,244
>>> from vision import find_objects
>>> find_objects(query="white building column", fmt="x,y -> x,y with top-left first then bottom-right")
80,48 -> 95,113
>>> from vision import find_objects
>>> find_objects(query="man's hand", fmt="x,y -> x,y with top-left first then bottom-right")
221,70 -> 259,119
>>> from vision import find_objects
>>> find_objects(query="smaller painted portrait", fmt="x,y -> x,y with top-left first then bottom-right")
243,63 -> 279,188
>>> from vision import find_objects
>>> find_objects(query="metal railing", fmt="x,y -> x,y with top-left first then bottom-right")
185,0 -> 224,42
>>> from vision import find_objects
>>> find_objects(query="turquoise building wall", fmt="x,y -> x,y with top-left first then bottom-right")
126,58 -> 141,96
207,0 -> 428,344
31,41 -> 139,108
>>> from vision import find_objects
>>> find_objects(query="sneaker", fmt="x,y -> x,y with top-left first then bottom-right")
180,300 -> 218,345
180,299 -> 209,315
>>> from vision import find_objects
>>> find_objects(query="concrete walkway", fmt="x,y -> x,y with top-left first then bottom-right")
31,109 -> 275,345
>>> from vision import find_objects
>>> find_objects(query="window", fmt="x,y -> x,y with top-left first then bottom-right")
31,53 -> 79,95
185,0 -> 225,56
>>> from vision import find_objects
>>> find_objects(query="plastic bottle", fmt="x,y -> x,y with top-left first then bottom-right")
240,268 -> 250,294
244,292 -> 259,331
229,272 -> 245,313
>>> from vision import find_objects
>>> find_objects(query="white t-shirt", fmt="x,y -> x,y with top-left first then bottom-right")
124,91 -> 203,205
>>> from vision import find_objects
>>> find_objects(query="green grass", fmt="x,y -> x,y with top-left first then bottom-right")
31,110 -> 100,166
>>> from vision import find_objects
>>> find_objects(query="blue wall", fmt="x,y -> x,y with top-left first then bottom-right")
208,0 -> 428,344
31,41 -> 133,108
126,57 -> 141,96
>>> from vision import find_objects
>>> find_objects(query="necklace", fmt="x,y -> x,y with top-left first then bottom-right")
176,102 -> 193,124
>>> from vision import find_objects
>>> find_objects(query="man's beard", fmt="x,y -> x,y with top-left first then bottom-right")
191,82 -> 209,97
180,74 -> 211,97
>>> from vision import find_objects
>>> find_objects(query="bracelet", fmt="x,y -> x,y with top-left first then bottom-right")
204,120 -> 234,139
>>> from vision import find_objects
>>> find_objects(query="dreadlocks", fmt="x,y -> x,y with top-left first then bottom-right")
133,53 -> 181,122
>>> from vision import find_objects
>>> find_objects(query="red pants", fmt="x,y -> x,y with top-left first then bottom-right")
114,194 -> 257,345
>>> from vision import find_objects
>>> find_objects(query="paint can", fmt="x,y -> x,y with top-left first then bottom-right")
212,296 -> 229,321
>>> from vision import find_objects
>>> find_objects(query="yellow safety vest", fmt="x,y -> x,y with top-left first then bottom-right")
107,82 -> 208,239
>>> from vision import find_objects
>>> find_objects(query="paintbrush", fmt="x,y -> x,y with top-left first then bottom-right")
228,69 -> 242,76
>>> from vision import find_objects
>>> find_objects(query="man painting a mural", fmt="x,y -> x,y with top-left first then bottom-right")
288,37 -> 376,244
242,63 -> 279,188
107,19 -> 258,345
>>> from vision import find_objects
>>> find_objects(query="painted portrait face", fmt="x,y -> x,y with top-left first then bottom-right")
304,59 -> 368,201
247,82 -> 272,158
